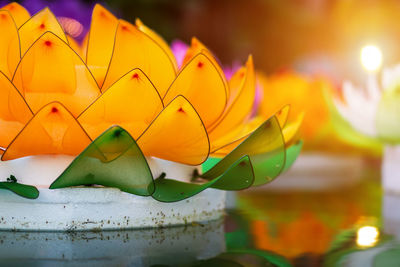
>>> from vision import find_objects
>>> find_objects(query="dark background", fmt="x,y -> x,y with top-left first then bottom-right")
8,0 -> 400,82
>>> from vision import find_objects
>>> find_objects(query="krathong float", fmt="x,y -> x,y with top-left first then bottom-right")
0,3 -> 301,230
255,71 -> 380,190
335,63 -> 400,194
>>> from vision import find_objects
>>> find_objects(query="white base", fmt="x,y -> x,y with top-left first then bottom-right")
0,220 -> 225,266
257,153 -> 364,191
0,188 -> 226,231
382,145 -> 400,194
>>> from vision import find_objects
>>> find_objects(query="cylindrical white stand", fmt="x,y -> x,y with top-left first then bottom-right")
0,188 -> 226,231
383,193 -> 400,239
382,145 -> 400,194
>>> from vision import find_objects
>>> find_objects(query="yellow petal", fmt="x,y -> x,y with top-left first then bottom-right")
0,71 -> 33,148
208,55 -> 256,141
18,8 -> 68,56
12,32 -> 101,117
163,52 -> 227,128
0,10 -> 20,78
78,68 -> 163,140
1,2 -> 30,27
135,18 -> 178,72
283,112 -> 304,145
80,32 -> 88,60
66,35 -> 83,58
86,4 -> 118,87
182,37 -> 209,67
137,96 -> 210,165
211,116 -> 264,154
102,20 -> 176,96
276,104 -> 290,128
2,102 -> 92,161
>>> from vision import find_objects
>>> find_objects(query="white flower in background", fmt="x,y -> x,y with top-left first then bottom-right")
335,65 -> 400,143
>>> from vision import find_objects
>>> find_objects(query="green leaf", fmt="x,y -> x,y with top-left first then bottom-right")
0,182 -> 39,199
282,140 -> 303,173
50,126 -> 155,196
152,155 -> 254,202
201,116 -> 286,186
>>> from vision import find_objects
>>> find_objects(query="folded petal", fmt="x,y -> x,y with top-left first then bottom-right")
137,95 -> 210,165
0,2 -> 30,27
152,155 -> 254,202
282,112 -> 304,145
135,18 -> 178,72
208,55 -> 256,141
211,116 -> 265,155
181,37 -> 209,67
102,20 -> 176,96
0,10 -> 20,78
66,35 -> 83,58
202,116 -> 285,186
2,102 -> 92,161
86,4 -> 118,87
163,52 -> 227,128
12,32 -> 101,117
0,71 -> 33,148
50,126 -> 155,196
18,8 -> 68,56
78,68 -> 163,140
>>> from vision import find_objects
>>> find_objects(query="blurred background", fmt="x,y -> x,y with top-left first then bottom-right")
12,0 -> 400,84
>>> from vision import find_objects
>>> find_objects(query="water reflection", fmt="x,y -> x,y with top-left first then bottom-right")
0,218 -> 290,267
0,220 -> 225,266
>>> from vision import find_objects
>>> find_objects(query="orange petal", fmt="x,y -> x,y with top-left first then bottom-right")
0,71 -> 33,148
80,32 -> 88,60
163,52 -> 227,128
137,96 -> 210,165
1,2 -> 30,27
182,37 -> 209,67
0,10 -> 20,78
78,68 -> 163,140
208,55 -> 256,141
212,106 -> 294,156
12,32 -> 101,117
135,18 -> 178,72
18,8 -> 68,56
66,35 -> 83,58
2,102 -> 92,161
86,4 -> 118,87
210,116 -> 265,154
102,20 -> 176,96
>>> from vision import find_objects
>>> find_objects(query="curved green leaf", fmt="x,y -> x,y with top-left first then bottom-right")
282,140 -> 303,173
50,126 -> 155,196
202,116 -> 286,186
0,182 -> 39,199
152,155 -> 254,202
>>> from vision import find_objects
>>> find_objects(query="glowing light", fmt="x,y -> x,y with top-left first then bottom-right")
361,45 -> 383,72
356,226 -> 379,247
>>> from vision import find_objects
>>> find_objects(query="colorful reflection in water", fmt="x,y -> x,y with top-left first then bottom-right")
0,159 -> 399,266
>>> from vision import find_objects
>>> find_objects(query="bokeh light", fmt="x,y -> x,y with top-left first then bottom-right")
361,45 -> 383,72
356,226 -> 379,247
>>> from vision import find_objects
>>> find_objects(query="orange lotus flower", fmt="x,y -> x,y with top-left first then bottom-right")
0,3 -> 302,177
